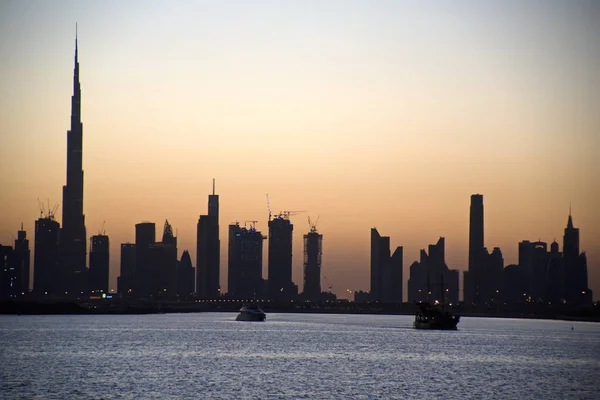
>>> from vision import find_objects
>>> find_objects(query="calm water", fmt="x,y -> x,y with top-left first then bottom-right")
1,313 -> 599,399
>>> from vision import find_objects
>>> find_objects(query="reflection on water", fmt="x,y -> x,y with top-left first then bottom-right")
1,313 -> 599,399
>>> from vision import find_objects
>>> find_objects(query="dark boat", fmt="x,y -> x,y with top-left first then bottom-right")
414,302 -> 460,330
235,304 -> 266,322
414,273 -> 460,330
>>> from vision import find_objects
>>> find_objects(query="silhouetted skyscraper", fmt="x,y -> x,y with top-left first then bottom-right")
89,234 -> 109,294
302,224 -> 322,300
60,31 -> 87,295
117,243 -> 135,296
408,237 -> 459,305
465,194 -> 484,304
147,220 -> 178,298
563,212 -> 591,304
1,225 -> 31,299
177,250 -> 195,299
385,246 -> 403,303
370,228 -> 389,302
14,225 -> 30,295
135,222 -> 155,297
228,223 -> 242,296
197,181 -> 220,299
370,228 -> 403,303
33,216 -> 61,295
268,215 -> 294,302
228,223 -> 265,299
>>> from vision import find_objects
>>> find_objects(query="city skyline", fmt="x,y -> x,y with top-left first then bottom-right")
1,1 -> 599,300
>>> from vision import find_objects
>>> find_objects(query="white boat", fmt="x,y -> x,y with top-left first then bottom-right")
235,304 -> 266,321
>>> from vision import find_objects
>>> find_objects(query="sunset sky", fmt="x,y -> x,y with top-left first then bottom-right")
1,1 -> 599,300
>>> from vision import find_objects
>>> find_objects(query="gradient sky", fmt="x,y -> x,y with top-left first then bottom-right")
1,0 -> 599,300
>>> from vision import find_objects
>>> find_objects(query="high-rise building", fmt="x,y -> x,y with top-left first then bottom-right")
117,243 -> 135,296
1,224 -> 31,299
502,264 -> 528,304
89,234 -> 109,294
135,222 -> 155,297
60,32 -> 87,295
177,250 -> 195,299
465,194 -> 484,304
385,246 -> 403,303
228,223 -> 242,296
196,180 -> 220,299
228,223 -> 265,299
14,224 -> 30,295
408,237 -> 459,305
146,220 -> 178,298
302,224 -> 323,300
563,212 -> 591,304
33,216 -> 61,295
208,179 -> 219,219
268,215 -> 294,302
0,245 -> 14,300
370,228 -> 403,303
370,228 -> 390,302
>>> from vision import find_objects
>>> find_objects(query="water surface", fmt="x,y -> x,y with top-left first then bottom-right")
1,313 -> 599,399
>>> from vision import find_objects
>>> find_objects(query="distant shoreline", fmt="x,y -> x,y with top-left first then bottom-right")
1,300 -> 598,323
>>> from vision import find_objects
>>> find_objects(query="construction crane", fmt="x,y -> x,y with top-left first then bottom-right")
98,220 -> 106,235
244,220 -> 258,230
307,216 -> 320,233
276,210 -> 306,220
266,194 -> 272,221
38,198 -> 58,219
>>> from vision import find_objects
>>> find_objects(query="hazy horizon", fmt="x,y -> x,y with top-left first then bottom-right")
1,1 -> 598,300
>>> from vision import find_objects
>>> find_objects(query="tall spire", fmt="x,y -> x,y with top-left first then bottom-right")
212,178 -> 215,195
60,24 -> 87,292
567,204 -> 574,229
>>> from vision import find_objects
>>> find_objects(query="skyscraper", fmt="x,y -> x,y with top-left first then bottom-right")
117,243 -> 135,296
89,234 -> 109,294
177,250 -> 195,299
228,223 -> 265,299
370,228 -> 403,303
407,237 -> 459,304
563,212 -> 591,303
135,222 -> 155,297
227,223 -> 242,296
14,225 -> 31,295
196,180 -> 220,299
302,223 -> 323,301
60,31 -> 87,295
147,220 -> 178,298
465,194 -> 484,304
268,215 -> 294,302
33,216 -> 61,295
370,228 -> 390,302
2,224 -> 31,298
386,246 -> 403,303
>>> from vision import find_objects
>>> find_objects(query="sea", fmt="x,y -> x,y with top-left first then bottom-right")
1,313 -> 599,399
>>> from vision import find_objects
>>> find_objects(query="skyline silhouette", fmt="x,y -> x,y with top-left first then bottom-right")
0,2 -> 598,300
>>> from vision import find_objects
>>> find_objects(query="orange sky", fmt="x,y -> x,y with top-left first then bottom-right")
1,1 -> 599,300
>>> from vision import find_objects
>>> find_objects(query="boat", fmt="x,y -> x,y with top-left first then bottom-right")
235,303 -> 266,322
414,301 -> 460,330
414,274 -> 460,330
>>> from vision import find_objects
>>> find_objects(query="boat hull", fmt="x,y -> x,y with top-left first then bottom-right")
414,315 -> 459,330
414,319 -> 459,330
236,312 -> 266,322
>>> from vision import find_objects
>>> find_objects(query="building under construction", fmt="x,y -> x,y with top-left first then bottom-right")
228,222 -> 266,300
303,218 -> 323,301
268,212 -> 297,302
89,234 -> 109,294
